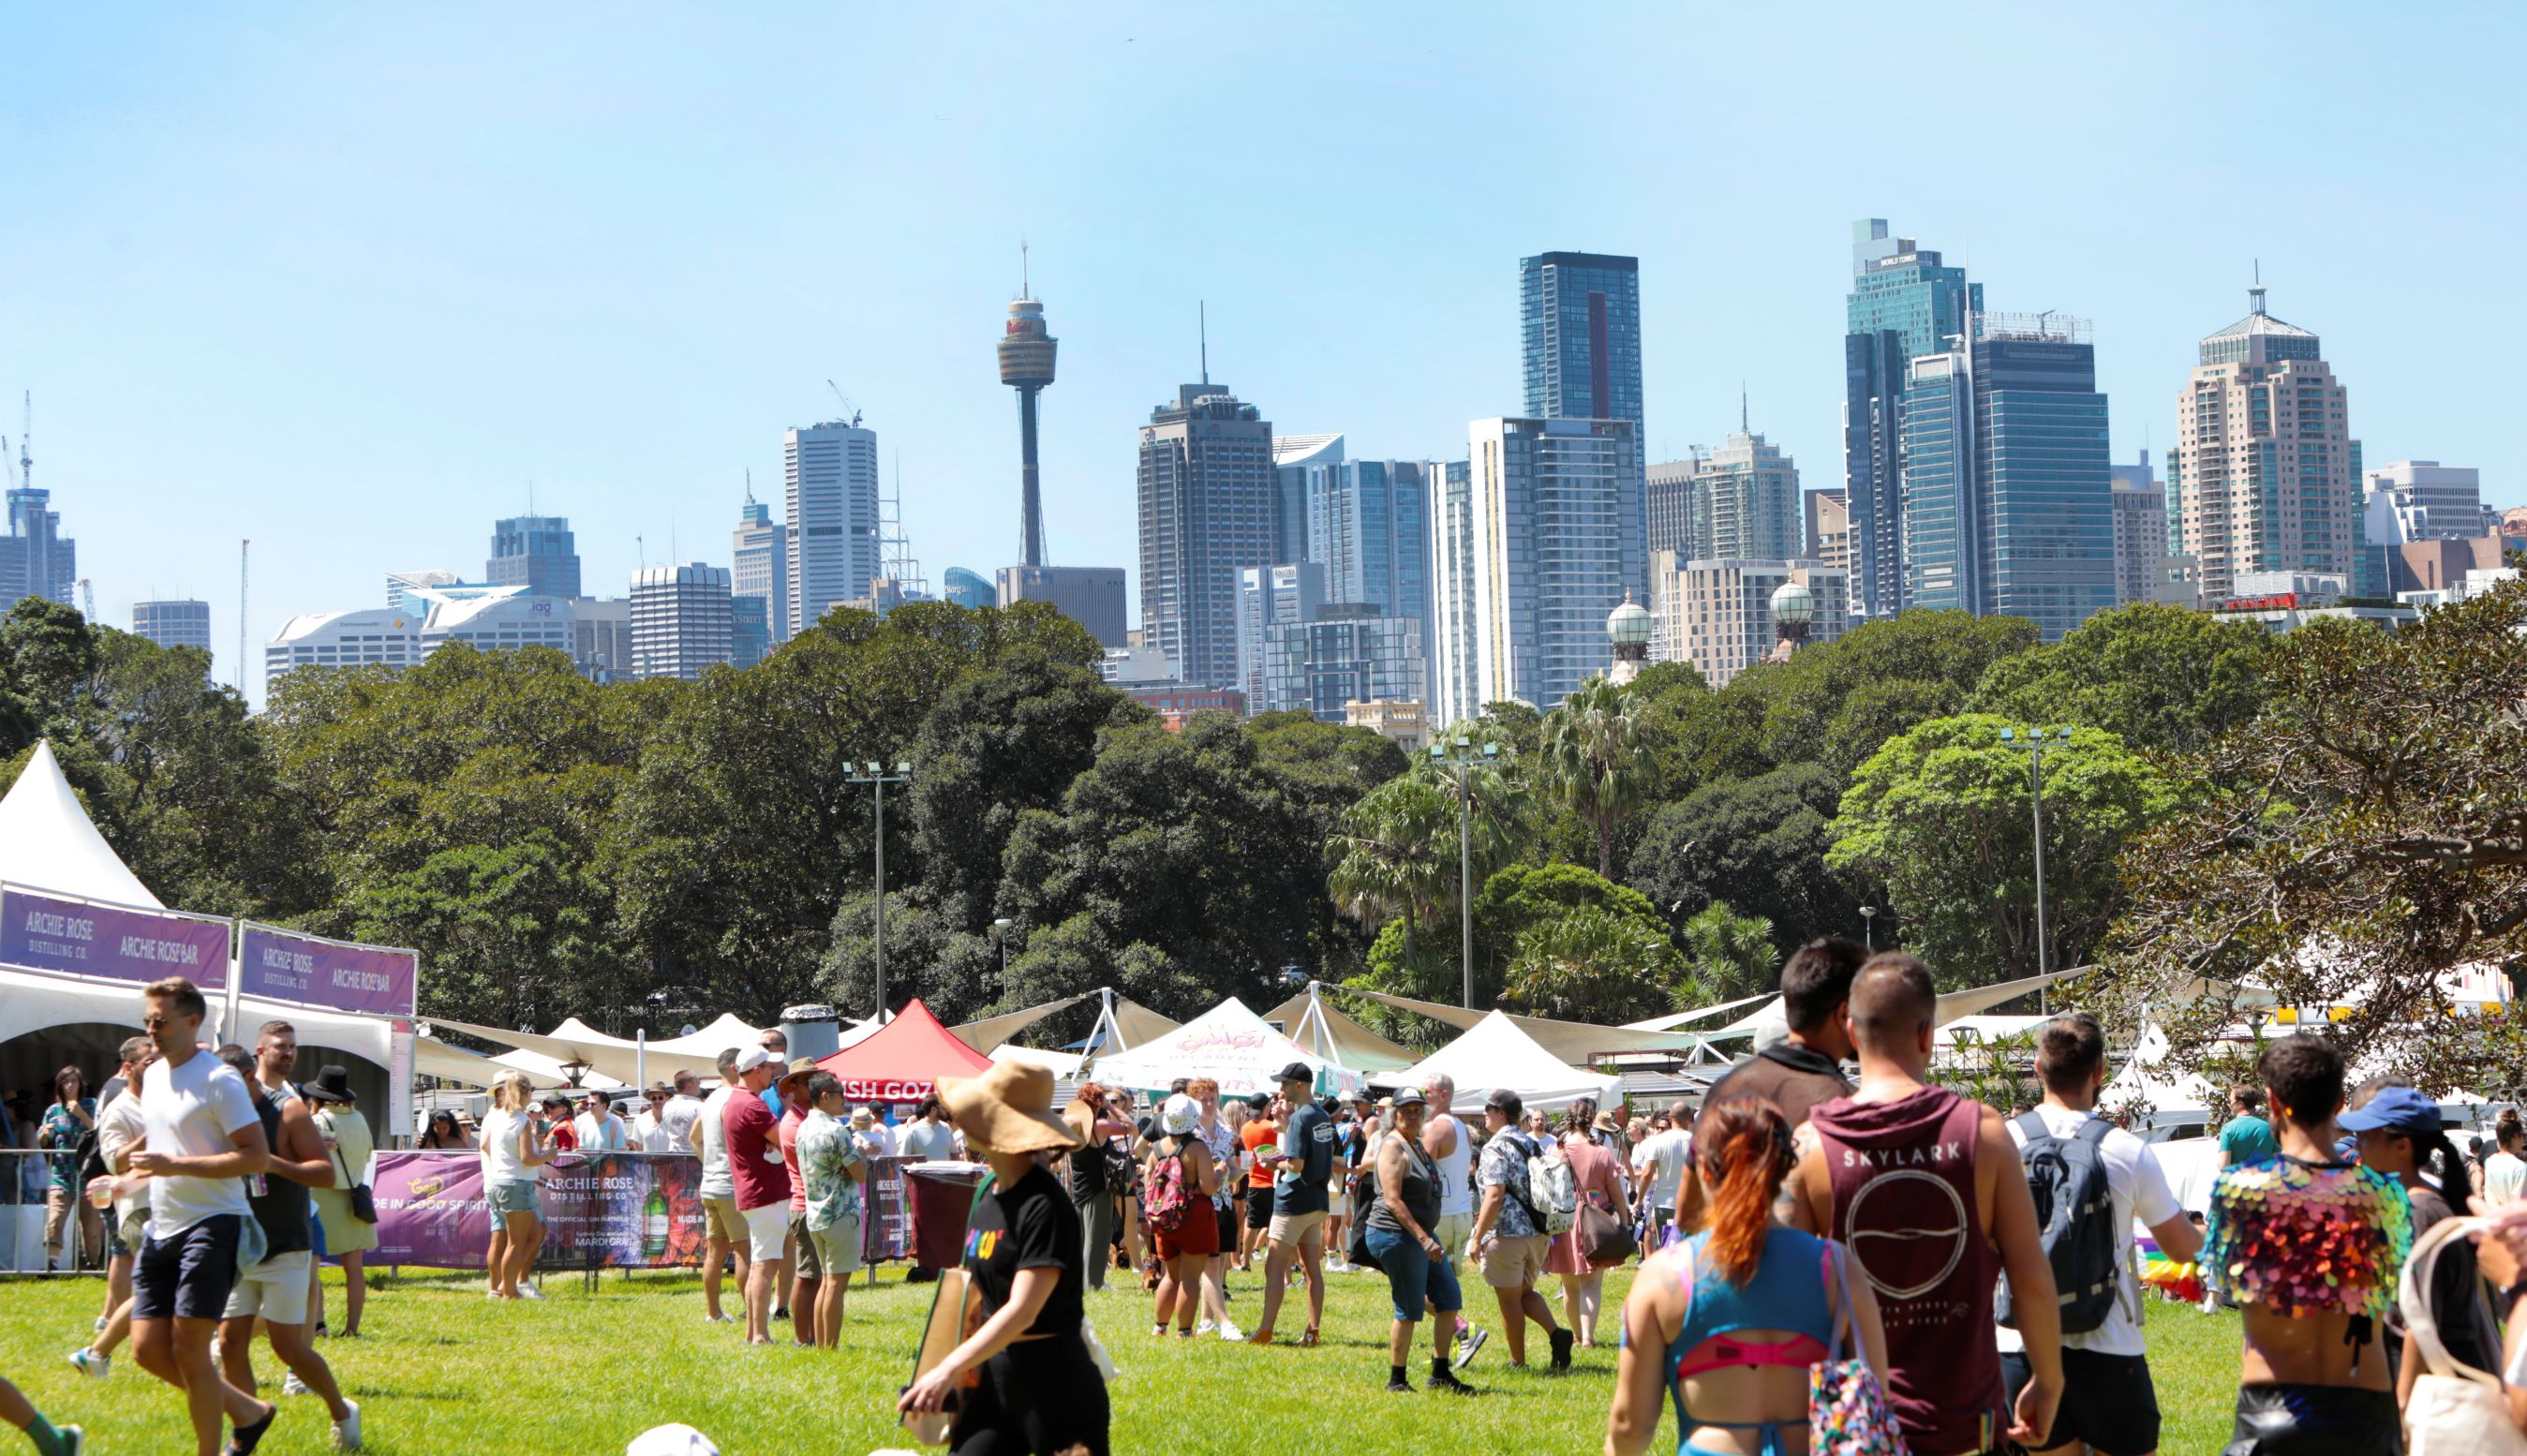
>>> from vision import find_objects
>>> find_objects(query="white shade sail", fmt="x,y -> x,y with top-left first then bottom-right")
1396,1011 -> 1622,1114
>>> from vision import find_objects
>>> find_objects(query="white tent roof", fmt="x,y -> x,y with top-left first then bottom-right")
1398,1011 -> 1621,1114
2104,1022 -> 2218,1111
1090,997 -> 1364,1099
1623,992 -> 1775,1032
0,739 -> 161,907
1710,969 -> 2080,1042
988,1043 -> 1084,1077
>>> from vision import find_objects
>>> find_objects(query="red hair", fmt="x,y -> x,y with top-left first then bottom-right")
1693,1098 -> 1794,1286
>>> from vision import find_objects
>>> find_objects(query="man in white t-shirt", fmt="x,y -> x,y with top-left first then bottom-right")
690,1048 -> 750,1324
657,1073 -> 706,1150
126,977 -> 279,1456
574,1094 -> 629,1153
1629,1100 -> 1694,1232
1997,1013 -> 2201,1456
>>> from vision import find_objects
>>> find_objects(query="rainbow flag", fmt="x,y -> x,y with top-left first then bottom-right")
2134,1227 -> 2205,1303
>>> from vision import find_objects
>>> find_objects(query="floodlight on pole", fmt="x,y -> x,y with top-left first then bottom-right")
846,759 -> 916,1017
1999,726 -> 2074,978
1431,735 -> 1509,1008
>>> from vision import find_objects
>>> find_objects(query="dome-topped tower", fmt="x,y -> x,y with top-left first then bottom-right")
1761,577 -> 1818,667
1607,591 -> 1651,686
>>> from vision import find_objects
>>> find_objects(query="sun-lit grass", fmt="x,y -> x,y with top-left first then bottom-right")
1,1261 -> 2248,1454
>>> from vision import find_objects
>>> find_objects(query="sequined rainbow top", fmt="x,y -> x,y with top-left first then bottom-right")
2206,1155 -> 2412,1320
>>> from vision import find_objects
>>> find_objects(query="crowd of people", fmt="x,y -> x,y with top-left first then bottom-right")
14,952 -> 2527,1456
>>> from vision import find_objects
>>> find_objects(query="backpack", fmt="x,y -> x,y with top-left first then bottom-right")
1499,1132 -> 1579,1236
1997,1112 -> 2120,1335
1142,1144 -> 1194,1235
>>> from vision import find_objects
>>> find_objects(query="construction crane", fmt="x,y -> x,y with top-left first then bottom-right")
78,579 -> 94,621
824,379 -> 863,429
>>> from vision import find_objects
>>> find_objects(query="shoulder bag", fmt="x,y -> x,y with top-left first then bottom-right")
2401,1216 -> 2527,1456
324,1113 -> 379,1224
1811,1241 -> 1910,1456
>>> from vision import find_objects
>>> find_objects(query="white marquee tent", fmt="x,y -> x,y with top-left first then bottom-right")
1090,997 -> 1365,1099
1395,1010 -> 1621,1114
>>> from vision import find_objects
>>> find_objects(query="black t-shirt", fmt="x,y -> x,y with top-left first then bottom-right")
1273,1102 -> 1336,1215
967,1164 -> 1082,1339
1066,1138 -> 1107,1199
1701,1039 -> 1854,1130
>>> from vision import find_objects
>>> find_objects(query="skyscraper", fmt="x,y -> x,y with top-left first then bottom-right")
2110,451 -> 2168,606
1805,490 -> 1851,573
1137,379 -> 1277,689
731,488 -> 790,646
1307,459 -> 1431,628
2166,285 -> 2359,602
1520,252 -> 1643,433
1680,430 -> 1801,563
2363,461 -> 2490,542
0,484 -> 74,612
1272,434 -> 1343,566
1261,606 -> 1425,721
1234,561 -> 1326,707
997,279 -> 1058,568
1898,317 -> 2118,640
630,563 -> 736,680
486,515 -> 581,599
785,417 -> 881,637
1845,220 -> 1981,619
1647,459 -> 1697,560
134,599 -> 213,652
1434,417 -> 1645,714
1428,460 -> 1479,727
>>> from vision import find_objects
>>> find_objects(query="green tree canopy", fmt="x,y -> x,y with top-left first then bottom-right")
1503,902 -> 1680,1025
1968,602 -> 2268,758
1755,610 -> 2042,777
1826,713 -> 2178,986
1675,902 -> 1779,1009
1628,762 -> 1864,953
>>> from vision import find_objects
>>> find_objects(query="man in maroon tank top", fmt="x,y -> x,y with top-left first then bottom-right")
1788,953 -> 2063,1456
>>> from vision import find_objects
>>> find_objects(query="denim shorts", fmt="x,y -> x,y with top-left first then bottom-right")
485,1180 -> 540,1218
1364,1223 -> 1462,1322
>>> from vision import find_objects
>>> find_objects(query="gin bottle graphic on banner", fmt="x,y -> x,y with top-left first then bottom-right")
643,1186 -> 670,1259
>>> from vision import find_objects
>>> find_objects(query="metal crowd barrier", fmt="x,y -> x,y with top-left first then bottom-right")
0,1147 -> 105,1276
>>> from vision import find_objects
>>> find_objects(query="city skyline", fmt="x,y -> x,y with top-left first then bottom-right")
7,6 -> 2523,700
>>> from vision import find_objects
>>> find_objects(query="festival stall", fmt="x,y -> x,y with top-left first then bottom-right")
1394,1010 -> 1621,1113
813,997 -> 993,1108
1089,996 -> 1365,1099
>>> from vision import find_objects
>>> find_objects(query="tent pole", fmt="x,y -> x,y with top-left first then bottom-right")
636,1028 -> 646,1092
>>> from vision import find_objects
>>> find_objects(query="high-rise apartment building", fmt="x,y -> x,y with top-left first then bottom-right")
732,490 -> 791,646
1433,417 -> 1645,715
1898,318 -> 2118,641
1677,431 -> 1801,563
1648,554 -> 1851,688
2166,286 -> 2360,602
134,599 -> 213,653
0,483 -> 75,613
1307,459 -> 1431,630
630,563 -> 736,681
1520,252 -> 1644,438
1137,381 -> 1277,689
1234,561 -> 1326,707
2109,451 -> 2168,606
1428,461 -> 1479,727
1262,606 -> 1425,721
1805,490 -> 1851,573
785,418 -> 881,638
1845,220 -> 1982,619
1647,460 -> 1696,560
486,515 -> 581,599
1271,434 -> 1342,567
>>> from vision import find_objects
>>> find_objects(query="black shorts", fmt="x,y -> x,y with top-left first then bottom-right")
132,1213 -> 243,1322
2002,1348 -> 2161,1456
2222,1382 -> 2402,1455
1244,1186 -> 1273,1230
1213,1198 -> 1238,1251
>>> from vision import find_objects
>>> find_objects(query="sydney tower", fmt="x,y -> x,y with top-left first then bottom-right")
997,267 -> 1058,569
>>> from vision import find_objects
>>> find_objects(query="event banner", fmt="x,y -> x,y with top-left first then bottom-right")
237,922 -> 419,1018
0,885 -> 231,990
372,1151 -> 918,1270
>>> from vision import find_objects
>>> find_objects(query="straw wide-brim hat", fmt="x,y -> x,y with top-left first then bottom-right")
937,1062 -> 1083,1155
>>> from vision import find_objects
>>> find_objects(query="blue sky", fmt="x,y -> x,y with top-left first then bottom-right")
5,4 -> 2520,700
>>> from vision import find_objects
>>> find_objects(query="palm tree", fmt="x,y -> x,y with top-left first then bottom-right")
1328,776 -> 1454,965
1677,902 -> 1777,1008
1540,675 -> 1649,879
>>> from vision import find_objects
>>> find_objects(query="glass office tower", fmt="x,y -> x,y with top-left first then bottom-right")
1520,252 -> 1643,434
1845,220 -> 1980,619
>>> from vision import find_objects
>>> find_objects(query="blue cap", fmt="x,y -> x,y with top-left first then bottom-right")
2337,1085 -> 2440,1135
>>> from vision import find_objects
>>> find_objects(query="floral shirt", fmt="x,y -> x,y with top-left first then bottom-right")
795,1107 -> 866,1232
39,1099 -> 95,1192
1478,1129 -> 1541,1240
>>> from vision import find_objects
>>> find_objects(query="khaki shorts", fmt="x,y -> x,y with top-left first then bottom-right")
223,1250 -> 312,1324
790,1213 -> 821,1280
1478,1233 -> 1550,1290
741,1202 -> 787,1262
703,1196 -> 746,1244
811,1216 -> 863,1277
1434,1211 -> 1474,1255
1267,1209 -> 1328,1252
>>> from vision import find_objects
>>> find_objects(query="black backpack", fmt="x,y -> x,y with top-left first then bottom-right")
1998,1112 -> 2120,1335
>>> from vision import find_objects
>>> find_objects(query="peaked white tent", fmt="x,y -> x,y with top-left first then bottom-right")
0,740 -> 161,908
1397,1011 -> 1620,1114
1090,997 -> 1364,1099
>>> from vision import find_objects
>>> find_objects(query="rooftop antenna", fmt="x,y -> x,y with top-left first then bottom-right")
635,533 -> 644,570
2251,260 -> 2267,317
743,467 -> 753,507
528,478 -> 536,514
1020,238 -> 1030,298
1199,302 -> 1209,386
1739,382 -> 1748,435
18,392 -> 30,490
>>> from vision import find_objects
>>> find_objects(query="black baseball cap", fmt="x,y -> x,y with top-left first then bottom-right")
1483,1088 -> 1524,1119
1275,1062 -> 1315,1087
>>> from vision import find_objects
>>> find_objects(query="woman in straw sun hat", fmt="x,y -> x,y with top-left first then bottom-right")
897,1061 -> 1110,1456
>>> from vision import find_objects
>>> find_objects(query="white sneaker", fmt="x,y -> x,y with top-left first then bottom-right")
1216,1320 -> 1244,1342
1196,1319 -> 1218,1335
333,1399 -> 362,1451
284,1372 -> 312,1397
705,1312 -> 734,1324
515,1285 -> 543,1301
68,1347 -> 110,1380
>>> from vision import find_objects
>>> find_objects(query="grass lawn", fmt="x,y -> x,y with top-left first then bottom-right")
3,1261 -> 2249,1454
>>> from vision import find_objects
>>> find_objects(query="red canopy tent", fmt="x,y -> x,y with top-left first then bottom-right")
813,998 -> 992,1106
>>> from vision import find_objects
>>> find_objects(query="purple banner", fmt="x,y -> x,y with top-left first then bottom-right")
0,886 -> 230,990
372,1151 -> 922,1270
237,923 -> 417,1018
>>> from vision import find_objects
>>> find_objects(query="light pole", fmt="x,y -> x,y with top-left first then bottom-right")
1999,727 -> 2073,979
1859,905 -> 1878,952
992,917 -> 1016,996
846,760 -> 914,1017
1428,735 -> 1503,1009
